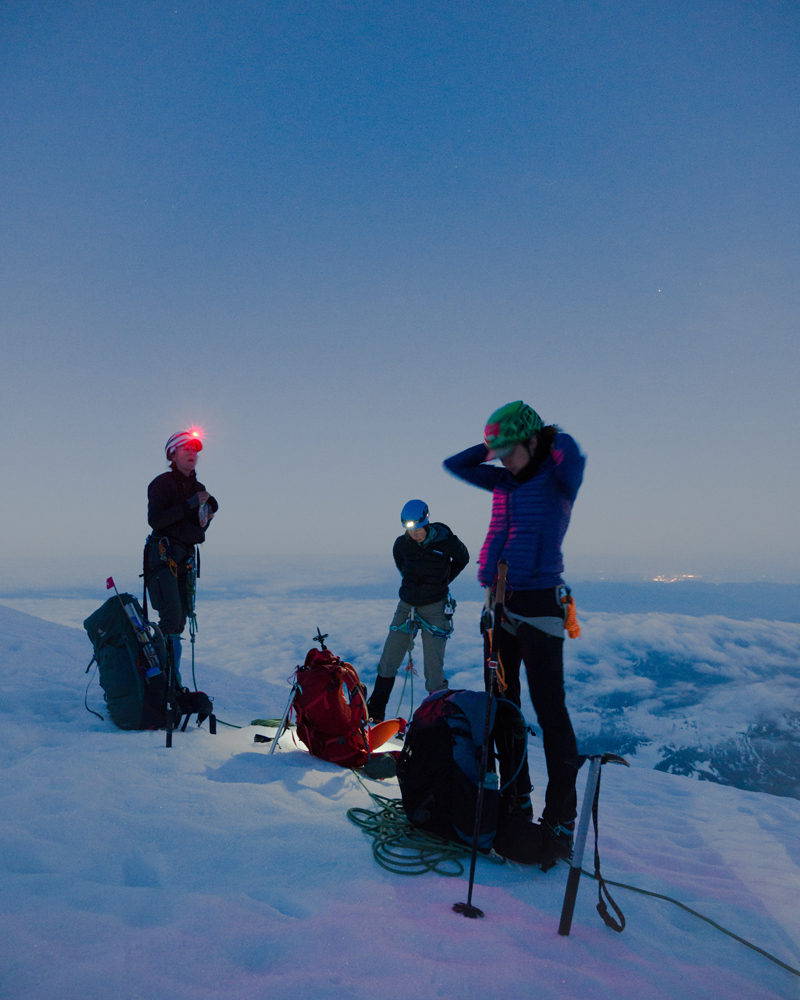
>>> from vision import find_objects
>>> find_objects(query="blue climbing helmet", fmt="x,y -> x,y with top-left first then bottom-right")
401,499 -> 429,530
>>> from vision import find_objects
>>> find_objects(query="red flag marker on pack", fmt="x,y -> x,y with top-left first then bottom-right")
106,577 -> 115,590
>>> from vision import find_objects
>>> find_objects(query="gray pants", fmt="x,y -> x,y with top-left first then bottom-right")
145,538 -> 192,636
377,599 -> 450,693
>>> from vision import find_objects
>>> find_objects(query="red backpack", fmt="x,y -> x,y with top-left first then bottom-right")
292,648 -> 371,768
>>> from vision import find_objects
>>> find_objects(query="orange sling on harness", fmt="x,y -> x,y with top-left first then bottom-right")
561,593 -> 581,638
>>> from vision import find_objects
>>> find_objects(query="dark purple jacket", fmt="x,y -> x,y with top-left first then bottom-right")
443,433 -> 585,590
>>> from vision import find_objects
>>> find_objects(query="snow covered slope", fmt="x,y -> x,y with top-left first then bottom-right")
6,595 -> 800,797
0,601 -> 799,999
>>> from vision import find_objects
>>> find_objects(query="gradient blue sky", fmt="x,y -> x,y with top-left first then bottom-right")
3,0 -> 798,584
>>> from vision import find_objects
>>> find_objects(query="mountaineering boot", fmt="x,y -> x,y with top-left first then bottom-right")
367,675 -> 395,722
540,819 -> 575,871
165,634 -> 214,729
513,793 -> 534,822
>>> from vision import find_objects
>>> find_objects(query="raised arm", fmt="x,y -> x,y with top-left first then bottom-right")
443,444 -> 505,492
551,433 -> 586,503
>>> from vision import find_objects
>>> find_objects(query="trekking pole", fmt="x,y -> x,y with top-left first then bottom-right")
390,611 -> 417,720
187,553 -> 199,690
164,635 -> 179,748
558,752 -> 629,936
269,680 -> 299,755
408,609 -> 416,718
454,559 -> 508,919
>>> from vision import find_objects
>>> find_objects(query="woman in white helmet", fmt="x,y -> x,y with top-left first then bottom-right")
144,429 -> 218,648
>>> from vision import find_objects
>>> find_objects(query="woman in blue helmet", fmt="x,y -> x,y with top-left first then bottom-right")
367,500 -> 470,721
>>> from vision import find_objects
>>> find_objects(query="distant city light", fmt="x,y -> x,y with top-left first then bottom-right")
652,574 -> 701,583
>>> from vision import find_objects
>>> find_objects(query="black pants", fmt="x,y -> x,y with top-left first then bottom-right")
145,539 -> 191,635
495,588 -> 578,827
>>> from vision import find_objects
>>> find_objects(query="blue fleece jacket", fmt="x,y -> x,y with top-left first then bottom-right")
443,433 -> 585,590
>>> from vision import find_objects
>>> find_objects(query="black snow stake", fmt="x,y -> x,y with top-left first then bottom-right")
454,559 -> 508,919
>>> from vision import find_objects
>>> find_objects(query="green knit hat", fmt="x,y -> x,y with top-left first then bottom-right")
484,401 -> 544,454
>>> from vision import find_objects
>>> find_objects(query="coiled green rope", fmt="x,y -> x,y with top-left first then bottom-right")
347,777 -> 505,877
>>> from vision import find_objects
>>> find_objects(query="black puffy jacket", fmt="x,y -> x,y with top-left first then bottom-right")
392,522 -> 470,607
147,469 -> 218,548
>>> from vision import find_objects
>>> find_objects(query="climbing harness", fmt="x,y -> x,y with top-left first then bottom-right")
386,596 -> 457,720
389,602 -> 455,641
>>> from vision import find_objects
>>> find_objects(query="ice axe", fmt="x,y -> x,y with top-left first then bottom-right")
558,752 -> 629,936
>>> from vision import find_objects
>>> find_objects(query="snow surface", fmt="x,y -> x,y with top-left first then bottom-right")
1,598 -> 799,999
7,595 -> 800,795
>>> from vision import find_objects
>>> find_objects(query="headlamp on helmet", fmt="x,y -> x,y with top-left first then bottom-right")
165,426 -> 204,459
400,499 -> 429,531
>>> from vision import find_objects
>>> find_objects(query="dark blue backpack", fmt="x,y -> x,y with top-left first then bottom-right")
397,689 -> 540,862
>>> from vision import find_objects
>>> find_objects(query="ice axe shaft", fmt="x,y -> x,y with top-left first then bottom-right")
558,756 -> 601,936
559,752 -> 629,936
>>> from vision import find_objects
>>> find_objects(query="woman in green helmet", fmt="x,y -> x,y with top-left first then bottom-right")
444,401 -> 586,866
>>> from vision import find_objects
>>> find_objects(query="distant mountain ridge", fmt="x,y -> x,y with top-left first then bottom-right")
218,578 -> 800,622
569,581 -> 800,623
2,556 -> 798,622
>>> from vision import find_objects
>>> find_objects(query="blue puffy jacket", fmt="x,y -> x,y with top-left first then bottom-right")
443,433 -> 585,590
